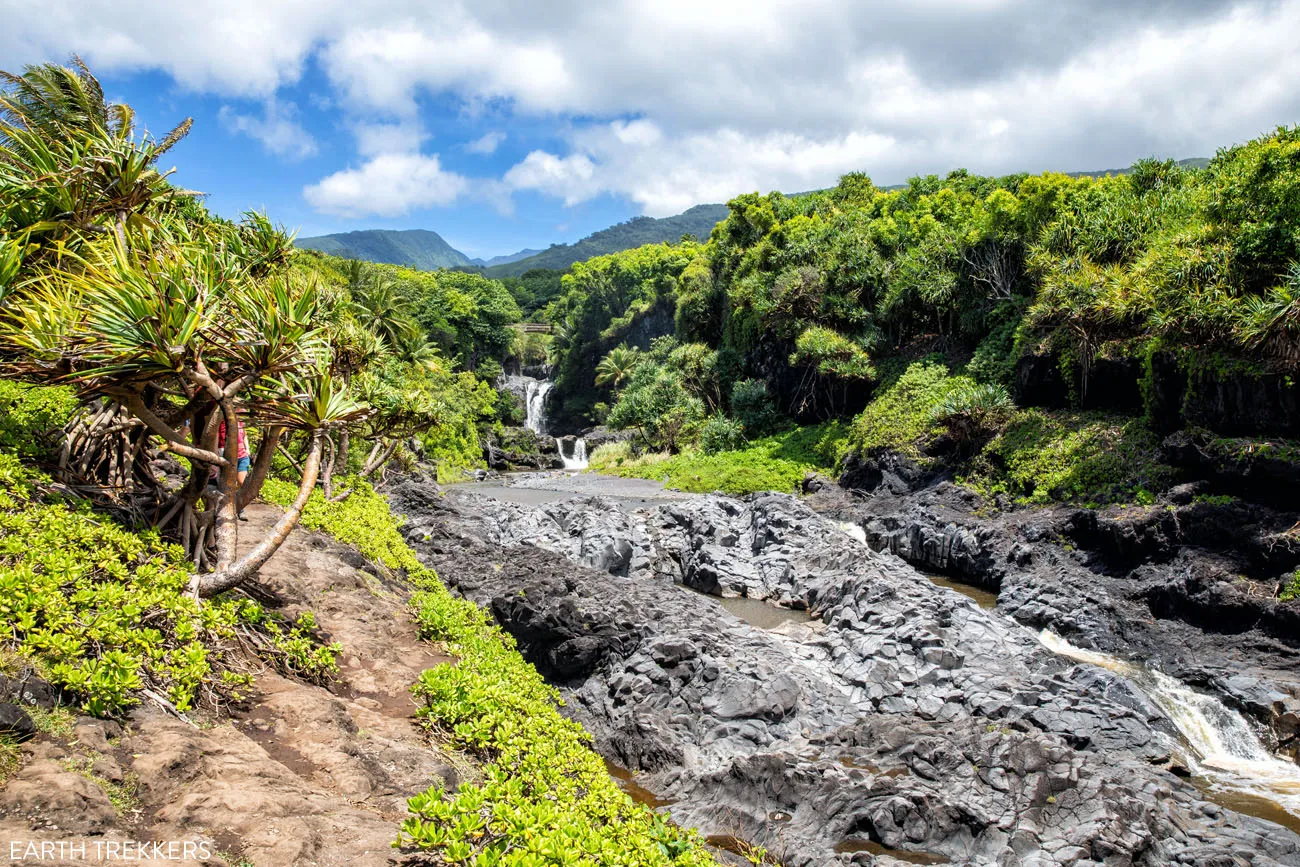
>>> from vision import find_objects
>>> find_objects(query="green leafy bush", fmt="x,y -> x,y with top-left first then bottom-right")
271,478 -> 715,866
930,381 -> 1014,442
849,361 -> 966,459
0,453 -> 338,716
730,379 -> 779,436
699,415 -> 745,455
966,410 -> 1175,504
0,381 -> 77,459
1280,570 -> 1300,603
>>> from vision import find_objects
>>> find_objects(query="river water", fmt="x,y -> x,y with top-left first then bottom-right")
1039,629 -> 1300,834
465,475 -> 1300,837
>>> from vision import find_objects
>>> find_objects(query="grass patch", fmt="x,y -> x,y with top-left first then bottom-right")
59,754 -> 141,814
269,479 -> 717,866
589,422 -> 849,496
0,736 -> 19,786
27,705 -> 76,738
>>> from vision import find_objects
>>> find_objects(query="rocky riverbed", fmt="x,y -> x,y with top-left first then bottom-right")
392,473 -> 1300,866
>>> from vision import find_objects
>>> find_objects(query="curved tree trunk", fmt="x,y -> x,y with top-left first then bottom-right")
195,429 -> 323,598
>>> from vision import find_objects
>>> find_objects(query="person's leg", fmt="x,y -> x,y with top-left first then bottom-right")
236,457 -> 251,520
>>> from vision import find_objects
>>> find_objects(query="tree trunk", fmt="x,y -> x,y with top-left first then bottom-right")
195,429 -> 324,597
337,429 -> 350,475
211,399 -> 242,574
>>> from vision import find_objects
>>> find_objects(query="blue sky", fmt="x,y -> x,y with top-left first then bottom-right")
88,65 -> 640,258
4,1 -> 1298,260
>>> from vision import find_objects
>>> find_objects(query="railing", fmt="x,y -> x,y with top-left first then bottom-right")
512,323 -> 553,334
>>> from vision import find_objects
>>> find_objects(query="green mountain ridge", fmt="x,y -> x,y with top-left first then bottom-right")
295,228 -> 474,270
471,248 -> 544,268
481,204 -> 731,278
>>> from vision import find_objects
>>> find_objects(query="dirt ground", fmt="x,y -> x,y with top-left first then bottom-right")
0,505 -> 460,867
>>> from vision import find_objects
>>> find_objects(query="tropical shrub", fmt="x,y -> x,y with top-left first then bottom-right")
849,362 -> 965,459
730,379 -> 779,436
699,414 -> 745,455
930,382 -> 1014,443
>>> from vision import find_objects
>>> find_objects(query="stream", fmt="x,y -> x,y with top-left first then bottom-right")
407,472 -> 1300,864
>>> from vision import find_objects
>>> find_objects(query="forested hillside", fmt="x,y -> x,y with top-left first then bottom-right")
549,130 -> 1300,504
0,58 -> 717,866
296,228 -> 474,269
483,204 -> 728,278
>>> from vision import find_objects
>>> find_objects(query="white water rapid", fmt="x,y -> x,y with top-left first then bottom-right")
559,437 -> 588,470
524,380 -> 553,434
1039,628 -> 1300,825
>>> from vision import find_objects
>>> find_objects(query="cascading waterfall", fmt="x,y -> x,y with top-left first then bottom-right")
559,437 -> 588,470
1039,628 -> 1300,823
524,380 -> 553,434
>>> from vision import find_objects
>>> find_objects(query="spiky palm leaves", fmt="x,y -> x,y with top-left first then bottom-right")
0,59 -> 192,268
0,59 -> 371,596
348,272 -> 423,350
595,344 -> 639,390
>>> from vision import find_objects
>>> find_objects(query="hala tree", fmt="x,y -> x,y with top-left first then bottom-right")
0,59 -> 370,596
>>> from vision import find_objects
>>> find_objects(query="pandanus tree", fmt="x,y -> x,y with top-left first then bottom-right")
0,59 -> 369,596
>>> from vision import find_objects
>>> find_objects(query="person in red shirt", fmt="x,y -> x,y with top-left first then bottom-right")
209,418 -> 251,521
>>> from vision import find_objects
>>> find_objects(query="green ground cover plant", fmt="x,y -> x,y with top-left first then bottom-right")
0,452 -> 338,717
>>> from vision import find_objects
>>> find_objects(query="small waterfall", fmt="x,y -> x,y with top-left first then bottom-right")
559,437 -> 588,470
524,380 -> 553,434
1039,629 -> 1300,822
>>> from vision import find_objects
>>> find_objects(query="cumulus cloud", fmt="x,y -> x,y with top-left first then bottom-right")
7,0 -> 1300,218
303,152 -> 468,217
218,101 -> 318,160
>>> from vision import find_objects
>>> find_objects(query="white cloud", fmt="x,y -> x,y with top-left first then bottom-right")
218,100 -> 318,160
504,151 -> 598,205
303,152 -> 468,217
353,120 -> 427,157
7,0 -> 1300,220
466,131 -> 505,154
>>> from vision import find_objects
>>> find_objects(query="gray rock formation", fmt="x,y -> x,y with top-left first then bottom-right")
391,479 -> 1300,866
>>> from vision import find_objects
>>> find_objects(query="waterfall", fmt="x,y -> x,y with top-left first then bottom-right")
1039,629 -> 1300,822
524,380 -> 553,434
559,437 -> 588,470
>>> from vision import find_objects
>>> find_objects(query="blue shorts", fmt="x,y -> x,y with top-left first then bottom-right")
237,456 -> 251,473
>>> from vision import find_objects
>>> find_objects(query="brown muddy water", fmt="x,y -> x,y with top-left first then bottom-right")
715,596 -> 813,630
922,573 -> 999,610
833,839 -> 951,863
604,759 -> 674,809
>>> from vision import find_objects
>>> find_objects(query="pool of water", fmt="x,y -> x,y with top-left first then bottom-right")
922,573 -> 1000,610
604,759 -> 674,809
833,839 -> 950,864
715,596 -> 812,630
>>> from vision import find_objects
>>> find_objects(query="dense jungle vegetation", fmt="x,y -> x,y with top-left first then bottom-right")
0,59 -> 718,865
548,130 -> 1300,505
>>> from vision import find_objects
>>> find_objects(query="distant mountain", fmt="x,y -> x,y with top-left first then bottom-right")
483,204 -> 729,278
295,229 -> 473,270
1066,157 -> 1210,178
471,248 -> 544,268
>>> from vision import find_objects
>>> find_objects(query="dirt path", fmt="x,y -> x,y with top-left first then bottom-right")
0,505 -> 459,866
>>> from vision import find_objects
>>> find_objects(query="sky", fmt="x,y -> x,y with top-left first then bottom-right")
3,0 -> 1299,260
